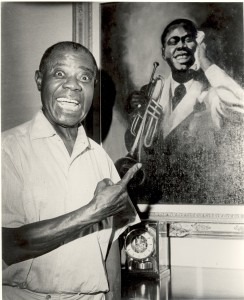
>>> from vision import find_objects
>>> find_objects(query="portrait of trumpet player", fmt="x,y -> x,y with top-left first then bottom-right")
101,2 -> 244,205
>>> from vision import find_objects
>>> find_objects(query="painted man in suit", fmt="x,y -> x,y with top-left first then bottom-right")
125,18 -> 244,204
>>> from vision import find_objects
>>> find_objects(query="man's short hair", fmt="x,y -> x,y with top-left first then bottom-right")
39,41 -> 97,75
161,19 -> 198,47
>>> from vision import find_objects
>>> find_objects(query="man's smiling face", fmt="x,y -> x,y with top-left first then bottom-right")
35,47 -> 96,128
163,24 -> 197,71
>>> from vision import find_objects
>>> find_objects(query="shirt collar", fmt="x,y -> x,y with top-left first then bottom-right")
30,110 -> 56,139
170,75 -> 194,95
30,110 -> 91,150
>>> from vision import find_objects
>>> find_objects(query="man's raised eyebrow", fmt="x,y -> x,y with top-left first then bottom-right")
48,62 -> 66,72
78,66 -> 96,76
50,63 -> 95,75
50,62 -> 65,68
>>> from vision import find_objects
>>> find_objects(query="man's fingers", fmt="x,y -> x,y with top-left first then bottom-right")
118,163 -> 142,189
94,178 -> 113,195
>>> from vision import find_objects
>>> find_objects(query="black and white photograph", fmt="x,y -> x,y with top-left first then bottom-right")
1,2 -> 244,300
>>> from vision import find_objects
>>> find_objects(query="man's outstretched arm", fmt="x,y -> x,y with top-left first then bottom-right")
2,163 -> 141,266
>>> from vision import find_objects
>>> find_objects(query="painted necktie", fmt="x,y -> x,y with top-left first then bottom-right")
172,83 -> 186,110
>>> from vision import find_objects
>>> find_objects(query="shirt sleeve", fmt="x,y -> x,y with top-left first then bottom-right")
2,146 -> 26,228
204,64 -> 244,128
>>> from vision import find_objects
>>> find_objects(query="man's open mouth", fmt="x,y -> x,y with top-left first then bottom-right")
174,52 -> 191,62
56,98 -> 81,111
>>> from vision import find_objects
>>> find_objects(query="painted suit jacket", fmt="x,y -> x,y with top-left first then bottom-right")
139,64 -> 244,204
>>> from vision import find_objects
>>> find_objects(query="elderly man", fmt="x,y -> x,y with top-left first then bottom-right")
2,41 -> 141,300
125,18 -> 244,204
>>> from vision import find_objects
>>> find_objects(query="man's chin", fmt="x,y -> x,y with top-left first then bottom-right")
58,118 -> 84,128
173,62 -> 194,72
53,115 -> 84,129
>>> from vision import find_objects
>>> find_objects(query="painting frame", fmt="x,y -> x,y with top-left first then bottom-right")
72,2 -> 93,50
73,2 -> 101,144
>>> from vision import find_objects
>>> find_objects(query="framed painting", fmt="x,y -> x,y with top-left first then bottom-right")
100,2 -> 244,207
72,2 -> 244,228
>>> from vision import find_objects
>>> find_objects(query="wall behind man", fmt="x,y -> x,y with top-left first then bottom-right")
1,2 -> 73,131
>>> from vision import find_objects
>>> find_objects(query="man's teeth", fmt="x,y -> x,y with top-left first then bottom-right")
57,98 -> 79,105
176,54 -> 188,59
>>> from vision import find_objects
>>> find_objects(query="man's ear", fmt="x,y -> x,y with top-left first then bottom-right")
35,70 -> 43,91
161,47 -> 166,60
94,78 -> 98,87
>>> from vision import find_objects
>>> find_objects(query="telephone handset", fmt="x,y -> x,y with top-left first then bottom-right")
190,31 -> 205,71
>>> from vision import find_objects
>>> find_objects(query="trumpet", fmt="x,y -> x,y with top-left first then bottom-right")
130,62 -> 164,160
115,62 -> 164,186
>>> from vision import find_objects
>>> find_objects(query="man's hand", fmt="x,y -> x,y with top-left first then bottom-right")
198,42 -> 213,72
127,90 -> 148,116
89,163 -> 142,221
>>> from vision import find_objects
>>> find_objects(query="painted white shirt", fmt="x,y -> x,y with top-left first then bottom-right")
159,64 -> 244,138
2,111 -> 139,298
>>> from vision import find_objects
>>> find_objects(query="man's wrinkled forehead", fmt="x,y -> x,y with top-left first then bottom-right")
44,47 -> 96,73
